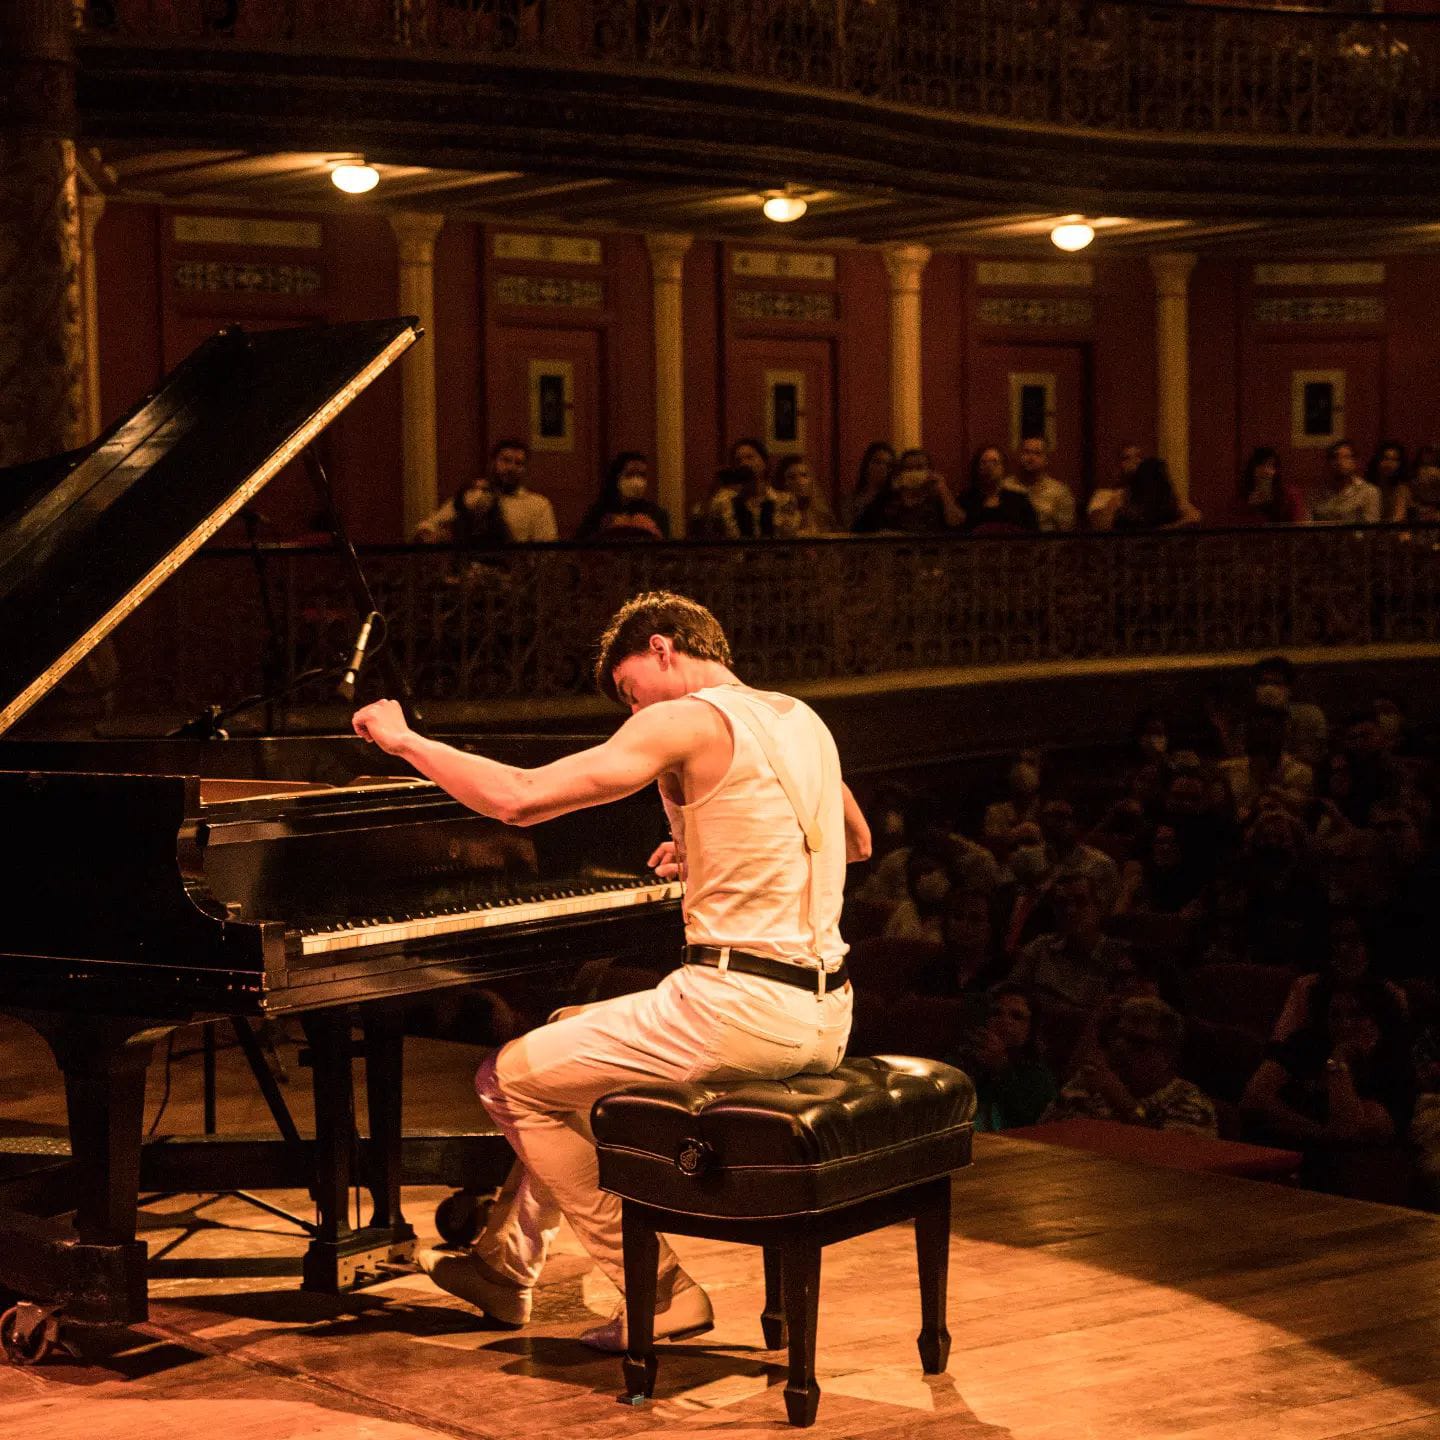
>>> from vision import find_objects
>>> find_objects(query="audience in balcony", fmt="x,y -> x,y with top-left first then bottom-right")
1310,439 -> 1382,525
852,448 -> 965,533
577,451 -> 670,540
415,439 -> 557,546
1242,446 -> 1308,524
699,438 -> 800,538
1044,996 -> 1219,1135
1004,435 -> 1076,532
845,440 -> 896,529
1396,462 -> 1440,523
775,453 -> 840,536
956,444 -> 1039,533
413,473 -> 514,550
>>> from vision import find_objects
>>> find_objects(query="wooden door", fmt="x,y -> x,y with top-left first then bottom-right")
727,336 -> 835,498
969,342 -> 1091,498
491,325 -> 604,538
1243,339 -> 1382,495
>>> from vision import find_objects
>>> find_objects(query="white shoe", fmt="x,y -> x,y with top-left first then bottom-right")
418,1248 -> 532,1327
579,1272 -> 714,1353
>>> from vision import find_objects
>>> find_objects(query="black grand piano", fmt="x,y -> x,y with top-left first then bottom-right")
0,320 -> 682,1359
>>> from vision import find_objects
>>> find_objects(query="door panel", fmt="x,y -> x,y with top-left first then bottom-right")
970,342 -> 1090,498
1244,339 -> 1381,493
727,337 -> 835,499
492,326 -> 603,538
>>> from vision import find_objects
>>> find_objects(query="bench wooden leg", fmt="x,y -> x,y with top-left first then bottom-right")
620,1204 -> 658,1403
914,1177 -> 952,1374
761,1245 -> 786,1350
780,1235 -> 822,1427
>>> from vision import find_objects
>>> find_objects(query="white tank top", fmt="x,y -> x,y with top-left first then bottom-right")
662,685 -> 847,970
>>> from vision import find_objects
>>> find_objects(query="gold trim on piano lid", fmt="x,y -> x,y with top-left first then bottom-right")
0,326 -> 420,737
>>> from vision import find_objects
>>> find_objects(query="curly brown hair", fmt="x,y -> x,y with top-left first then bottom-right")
593,591 -> 733,701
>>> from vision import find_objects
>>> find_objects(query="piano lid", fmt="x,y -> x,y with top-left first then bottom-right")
0,317 -> 420,735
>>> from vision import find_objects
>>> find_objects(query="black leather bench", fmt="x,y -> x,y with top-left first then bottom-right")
592,1055 -> 976,1426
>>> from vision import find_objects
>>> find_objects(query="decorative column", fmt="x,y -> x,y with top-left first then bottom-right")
1148,251 -> 1198,500
78,190 -> 106,441
389,211 -> 445,537
0,0 -> 86,466
645,231 -> 692,536
881,243 -> 930,452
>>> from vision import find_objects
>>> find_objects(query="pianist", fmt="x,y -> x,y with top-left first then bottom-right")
352,590 -> 870,1351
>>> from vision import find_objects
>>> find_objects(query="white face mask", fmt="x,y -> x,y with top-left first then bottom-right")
617,474 -> 647,501
1255,683 -> 1288,709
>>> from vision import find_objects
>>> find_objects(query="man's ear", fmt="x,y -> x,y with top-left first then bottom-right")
650,633 -> 671,667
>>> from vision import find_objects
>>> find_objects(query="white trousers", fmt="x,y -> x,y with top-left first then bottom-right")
473,963 -> 852,1295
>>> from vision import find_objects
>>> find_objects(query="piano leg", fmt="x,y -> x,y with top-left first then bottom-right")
299,1009 -> 415,1294
361,1007 -> 411,1238
0,1011 -> 164,1331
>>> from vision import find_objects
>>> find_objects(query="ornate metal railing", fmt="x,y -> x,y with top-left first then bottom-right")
82,1 -> 1440,141
98,527 -> 1440,722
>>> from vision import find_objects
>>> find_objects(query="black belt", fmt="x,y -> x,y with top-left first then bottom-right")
684,944 -> 849,993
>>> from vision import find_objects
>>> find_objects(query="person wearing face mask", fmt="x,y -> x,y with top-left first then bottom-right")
1250,656 -> 1328,768
774,453 -> 839,536
577,452 -> 671,541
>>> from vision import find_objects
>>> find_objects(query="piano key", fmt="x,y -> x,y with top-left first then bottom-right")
299,879 -> 683,956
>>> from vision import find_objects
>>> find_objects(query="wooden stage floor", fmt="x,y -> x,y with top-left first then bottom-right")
2,1022 -> 1439,1438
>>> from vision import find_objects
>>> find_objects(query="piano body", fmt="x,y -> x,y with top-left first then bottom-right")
0,321 -> 682,1353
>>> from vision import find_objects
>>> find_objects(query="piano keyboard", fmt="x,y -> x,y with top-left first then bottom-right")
298,878 -> 683,956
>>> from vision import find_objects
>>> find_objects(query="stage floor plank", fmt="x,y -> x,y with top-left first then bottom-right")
2,1131 -> 1438,1440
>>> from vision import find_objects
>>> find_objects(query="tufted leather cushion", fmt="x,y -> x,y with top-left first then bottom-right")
593,1056 -> 976,1219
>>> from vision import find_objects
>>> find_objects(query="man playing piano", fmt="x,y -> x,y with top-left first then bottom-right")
352,590 -> 870,1350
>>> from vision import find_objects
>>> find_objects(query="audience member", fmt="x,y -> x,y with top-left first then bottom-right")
1242,446 -> 1308,523
982,751 -> 1045,861
576,451 -> 670,540
689,465 -> 747,538
853,448 -> 964,533
413,473 -> 513,549
1038,798 -> 1121,914
775,453 -> 839,536
846,441 -> 895,528
882,848 -> 953,943
487,439 -> 557,542
1251,656 -> 1329,768
1399,462 -> 1440,523
957,445 -> 1039,533
918,888 -> 1008,997
962,985 -> 1059,1132
1008,872 -> 1129,1010
1087,443 -> 1143,531
1110,457 -> 1202,532
1368,440 -> 1409,522
1311,439 -> 1381,525
1218,706 -> 1314,821
699,444 -> 797,538
1004,436 -> 1076,532
1045,996 -> 1218,1134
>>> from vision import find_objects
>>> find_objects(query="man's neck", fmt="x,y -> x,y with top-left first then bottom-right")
678,659 -> 742,695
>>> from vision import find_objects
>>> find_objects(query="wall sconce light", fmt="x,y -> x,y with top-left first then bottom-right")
1049,221 -> 1095,252
331,160 -> 380,195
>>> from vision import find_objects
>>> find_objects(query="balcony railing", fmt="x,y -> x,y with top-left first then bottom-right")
82,1 -> 1440,141
94,526 -> 1440,725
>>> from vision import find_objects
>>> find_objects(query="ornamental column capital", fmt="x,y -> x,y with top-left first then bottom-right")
1148,251 -> 1197,298
881,243 -> 931,294
388,211 -> 445,266
645,231 -> 693,285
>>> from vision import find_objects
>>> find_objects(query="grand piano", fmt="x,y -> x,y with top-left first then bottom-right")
0,320 -> 682,1359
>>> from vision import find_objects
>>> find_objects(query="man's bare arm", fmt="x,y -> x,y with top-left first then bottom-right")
354,698 -> 709,826
842,783 -> 872,864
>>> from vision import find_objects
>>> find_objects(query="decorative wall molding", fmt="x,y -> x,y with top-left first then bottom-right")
1254,296 -> 1385,325
495,274 -> 604,308
978,297 -> 1093,326
732,250 -> 836,281
173,216 -> 322,248
1253,262 -> 1385,287
733,289 -> 836,322
494,233 -> 602,265
977,261 -> 1093,288
172,260 -> 322,295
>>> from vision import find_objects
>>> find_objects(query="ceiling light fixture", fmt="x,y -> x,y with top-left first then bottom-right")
1049,220 -> 1095,252
331,160 -> 380,195
762,191 -> 808,223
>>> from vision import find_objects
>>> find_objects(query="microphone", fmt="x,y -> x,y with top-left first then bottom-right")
336,610 -> 380,701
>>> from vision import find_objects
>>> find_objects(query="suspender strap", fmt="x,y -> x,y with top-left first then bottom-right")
723,695 -> 824,853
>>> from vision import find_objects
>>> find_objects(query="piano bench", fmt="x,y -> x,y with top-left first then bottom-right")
592,1055 -> 976,1427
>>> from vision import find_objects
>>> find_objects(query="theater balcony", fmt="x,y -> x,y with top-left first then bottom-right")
75,0 -> 1440,220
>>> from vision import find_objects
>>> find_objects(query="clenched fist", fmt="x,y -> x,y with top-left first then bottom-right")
352,698 -> 413,754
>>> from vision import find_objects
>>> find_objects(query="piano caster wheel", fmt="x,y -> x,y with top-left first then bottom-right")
435,1188 -> 498,1248
1,1303 -> 74,1366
